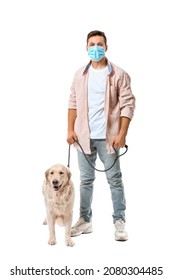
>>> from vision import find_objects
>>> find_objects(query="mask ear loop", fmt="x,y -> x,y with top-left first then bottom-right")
67,140 -> 128,172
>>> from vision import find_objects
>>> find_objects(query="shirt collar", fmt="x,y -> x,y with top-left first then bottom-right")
83,58 -> 112,75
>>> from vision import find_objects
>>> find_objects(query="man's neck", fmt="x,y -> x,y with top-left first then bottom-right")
91,57 -> 107,69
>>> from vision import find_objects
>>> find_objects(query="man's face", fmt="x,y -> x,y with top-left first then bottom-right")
86,35 -> 107,51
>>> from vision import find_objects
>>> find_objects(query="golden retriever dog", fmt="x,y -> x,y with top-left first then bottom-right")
42,164 -> 75,247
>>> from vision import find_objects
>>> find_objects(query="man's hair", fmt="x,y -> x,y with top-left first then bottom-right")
87,30 -> 107,44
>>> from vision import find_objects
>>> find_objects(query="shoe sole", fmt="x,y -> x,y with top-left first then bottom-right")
71,229 -> 93,237
115,237 -> 128,241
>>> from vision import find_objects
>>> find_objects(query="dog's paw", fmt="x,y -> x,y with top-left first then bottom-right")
48,238 -> 56,245
66,238 -> 75,247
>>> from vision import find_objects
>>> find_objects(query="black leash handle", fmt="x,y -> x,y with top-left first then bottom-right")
67,144 -> 71,168
67,140 -> 128,172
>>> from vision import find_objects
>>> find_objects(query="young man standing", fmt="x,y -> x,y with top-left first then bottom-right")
67,30 -> 135,241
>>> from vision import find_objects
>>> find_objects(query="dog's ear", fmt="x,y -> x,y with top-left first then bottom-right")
67,167 -> 71,181
45,168 -> 49,182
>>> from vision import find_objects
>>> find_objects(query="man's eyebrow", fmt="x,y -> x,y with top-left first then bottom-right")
88,41 -> 104,44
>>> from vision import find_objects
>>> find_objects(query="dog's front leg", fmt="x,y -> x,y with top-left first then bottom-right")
64,214 -> 75,247
47,213 -> 56,245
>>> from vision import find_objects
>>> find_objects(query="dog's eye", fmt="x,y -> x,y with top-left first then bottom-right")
59,171 -> 64,175
50,171 -> 54,175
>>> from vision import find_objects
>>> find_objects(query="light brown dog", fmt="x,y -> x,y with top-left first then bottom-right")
42,164 -> 75,247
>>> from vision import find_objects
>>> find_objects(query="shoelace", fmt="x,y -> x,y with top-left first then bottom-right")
74,218 -> 84,227
115,220 -> 124,231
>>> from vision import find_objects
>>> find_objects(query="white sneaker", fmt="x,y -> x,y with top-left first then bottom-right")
114,219 -> 128,241
71,217 -> 93,237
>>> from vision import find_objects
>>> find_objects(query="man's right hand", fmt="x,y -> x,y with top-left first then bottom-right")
67,131 -> 78,144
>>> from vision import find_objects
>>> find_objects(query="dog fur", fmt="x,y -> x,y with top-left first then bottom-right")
42,164 -> 75,246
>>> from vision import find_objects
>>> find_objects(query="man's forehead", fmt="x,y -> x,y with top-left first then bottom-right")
88,35 -> 105,43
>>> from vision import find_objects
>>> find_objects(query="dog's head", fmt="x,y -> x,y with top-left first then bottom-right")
45,164 -> 71,192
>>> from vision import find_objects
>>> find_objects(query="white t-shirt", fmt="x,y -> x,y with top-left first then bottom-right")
88,65 -> 108,139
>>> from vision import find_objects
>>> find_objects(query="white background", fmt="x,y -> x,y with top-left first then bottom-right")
0,0 -> 173,279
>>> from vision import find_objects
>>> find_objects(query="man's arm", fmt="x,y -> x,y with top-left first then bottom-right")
67,109 -> 78,144
112,117 -> 131,148
112,71 -> 135,148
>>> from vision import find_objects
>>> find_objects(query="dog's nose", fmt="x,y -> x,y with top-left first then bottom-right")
52,179 -> 59,186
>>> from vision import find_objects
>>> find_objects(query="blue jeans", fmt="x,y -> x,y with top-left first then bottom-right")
77,139 -> 126,224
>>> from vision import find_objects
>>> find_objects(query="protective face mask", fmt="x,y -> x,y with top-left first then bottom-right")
88,46 -> 105,62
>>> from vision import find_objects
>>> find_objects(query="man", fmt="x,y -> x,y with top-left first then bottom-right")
67,30 -> 135,241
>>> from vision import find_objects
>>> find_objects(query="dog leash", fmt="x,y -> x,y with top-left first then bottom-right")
67,140 -> 128,172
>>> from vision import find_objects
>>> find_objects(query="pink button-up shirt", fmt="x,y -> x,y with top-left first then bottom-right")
68,60 -> 135,154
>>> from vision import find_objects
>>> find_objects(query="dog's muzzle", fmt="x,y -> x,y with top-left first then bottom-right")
52,179 -> 62,191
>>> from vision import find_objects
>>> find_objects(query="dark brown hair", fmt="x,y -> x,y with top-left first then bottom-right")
87,30 -> 107,44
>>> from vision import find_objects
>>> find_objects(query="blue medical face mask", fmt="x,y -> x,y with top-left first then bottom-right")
88,46 -> 105,62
